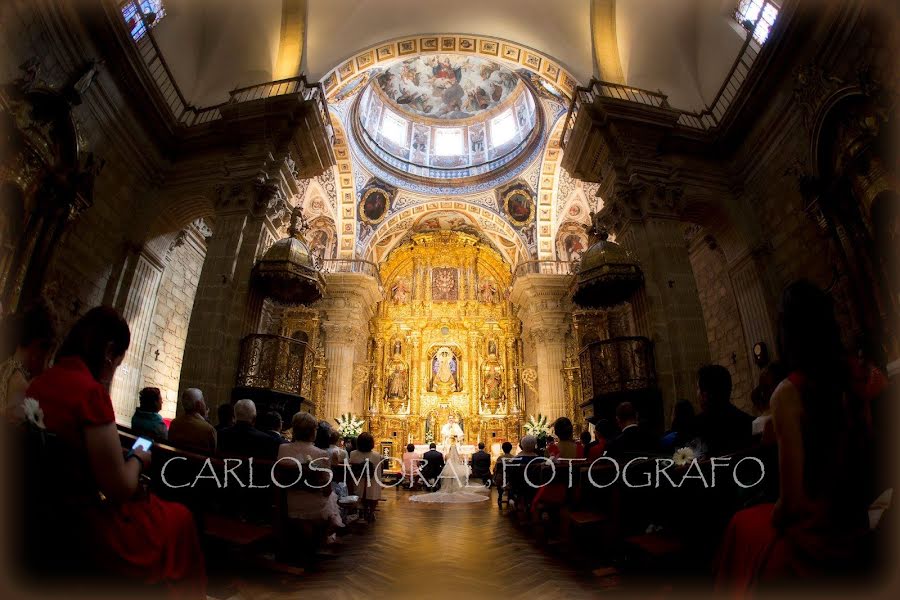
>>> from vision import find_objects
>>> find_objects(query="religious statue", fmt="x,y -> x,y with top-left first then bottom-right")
429,346 -> 459,391
440,414 -> 464,447
385,361 -> 408,402
482,363 -> 504,408
391,278 -> 410,304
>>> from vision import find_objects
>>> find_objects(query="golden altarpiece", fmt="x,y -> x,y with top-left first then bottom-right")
365,231 -> 524,453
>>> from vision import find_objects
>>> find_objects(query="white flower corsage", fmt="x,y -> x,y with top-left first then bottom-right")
23,397 -> 45,430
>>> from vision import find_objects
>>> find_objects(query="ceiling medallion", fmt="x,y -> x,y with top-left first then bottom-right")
358,186 -> 392,225
499,181 -> 535,227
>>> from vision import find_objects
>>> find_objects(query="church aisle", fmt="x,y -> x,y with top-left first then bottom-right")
209,487 -> 601,600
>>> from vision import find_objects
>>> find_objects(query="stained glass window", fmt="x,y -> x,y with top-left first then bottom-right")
735,0 -> 779,44
122,0 -> 166,41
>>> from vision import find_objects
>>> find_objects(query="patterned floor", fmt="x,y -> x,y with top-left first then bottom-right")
208,486 -> 607,600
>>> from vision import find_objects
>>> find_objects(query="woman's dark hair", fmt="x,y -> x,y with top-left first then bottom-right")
579,430 -> 592,446
670,399 -> 695,434
258,411 -> 283,432
314,421 -> 332,449
0,298 -> 59,360
57,306 -> 130,381
553,417 -> 574,441
406,443 -> 415,453
138,387 -> 162,411
329,429 -> 341,446
777,280 -> 845,385
594,418 -> 617,441
356,431 -> 375,453
501,441 -> 513,454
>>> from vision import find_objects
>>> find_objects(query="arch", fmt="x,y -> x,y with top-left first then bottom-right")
535,116 -> 567,258
328,111 -> 357,258
362,202 -> 530,266
320,34 -> 581,103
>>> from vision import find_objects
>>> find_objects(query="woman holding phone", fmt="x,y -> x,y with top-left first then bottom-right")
27,307 -> 205,598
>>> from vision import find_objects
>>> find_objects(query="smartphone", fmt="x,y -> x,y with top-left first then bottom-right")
132,437 -> 153,452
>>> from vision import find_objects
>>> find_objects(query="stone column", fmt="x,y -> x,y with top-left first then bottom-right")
179,178 -> 287,413
510,273 -> 571,419
318,270 -> 381,421
599,184 -> 710,419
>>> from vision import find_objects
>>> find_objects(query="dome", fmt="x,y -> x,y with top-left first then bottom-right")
572,227 -> 644,308
353,53 -> 541,186
251,236 -> 325,305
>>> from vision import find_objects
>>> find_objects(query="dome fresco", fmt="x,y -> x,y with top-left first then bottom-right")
375,54 -> 520,121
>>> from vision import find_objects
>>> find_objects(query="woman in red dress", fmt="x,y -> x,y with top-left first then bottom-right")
27,307 -> 205,598
715,281 -> 872,597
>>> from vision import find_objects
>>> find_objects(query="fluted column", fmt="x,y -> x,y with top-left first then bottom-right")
510,273 -> 572,420
318,270 -> 381,421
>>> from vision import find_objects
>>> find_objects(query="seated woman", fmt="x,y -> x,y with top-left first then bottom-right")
131,386 -> 167,440
349,432 -> 383,522
1,299 -> 57,423
587,419 -> 617,462
277,412 -> 342,529
26,307 -> 205,598
715,281 -> 874,595
750,361 -> 788,446
547,417 -> 578,459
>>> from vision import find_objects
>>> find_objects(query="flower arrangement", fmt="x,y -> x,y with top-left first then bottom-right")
524,413 -> 551,442
23,397 -> 45,430
335,413 -> 364,438
672,446 -> 695,467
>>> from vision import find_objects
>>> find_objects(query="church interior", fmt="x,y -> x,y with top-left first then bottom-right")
1,0 -> 898,598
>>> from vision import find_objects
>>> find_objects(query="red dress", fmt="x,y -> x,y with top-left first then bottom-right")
714,371 -> 869,597
27,357 -> 206,599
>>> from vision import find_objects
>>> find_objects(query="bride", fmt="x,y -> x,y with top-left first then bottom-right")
410,441 -> 489,504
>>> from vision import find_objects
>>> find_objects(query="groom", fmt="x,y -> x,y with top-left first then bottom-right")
421,443 -> 445,491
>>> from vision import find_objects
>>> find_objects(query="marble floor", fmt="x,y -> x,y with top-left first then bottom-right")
207,486 -> 614,600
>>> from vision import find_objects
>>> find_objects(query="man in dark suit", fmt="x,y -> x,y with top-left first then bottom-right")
470,442 -> 492,486
421,443 -> 445,490
605,401 -> 657,457
693,364 -> 754,455
217,399 -> 280,459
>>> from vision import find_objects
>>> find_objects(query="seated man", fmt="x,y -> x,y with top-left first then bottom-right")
470,442 -> 492,486
167,387 -> 216,453
258,410 -> 289,444
131,387 -> 167,440
215,402 -> 234,433
420,443 -> 445,489
217,399 -> 279,459
605,401 -> 657,457
694,364 -> 754,455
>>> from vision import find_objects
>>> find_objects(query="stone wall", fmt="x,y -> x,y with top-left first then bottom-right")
140,234 -> 207,419
688,235 -> 754,413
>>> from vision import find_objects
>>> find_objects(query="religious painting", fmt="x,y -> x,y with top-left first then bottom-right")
469,123 -> 486,155
374,55 -> 519,120
556,223 -> 589,262
390,277 -> 410,304
502,188 -> 535,227
385,359 -> 408,402
431,267 -> 458,301
481,363 -> 504,407
359,187 -> 389,225
323,72 -> 337,92
480,40 -> 499,55
478,278 -> 501,304
338,60 -> 355,80
487,339 -> 498,357
413,211 -> 471,232
307,217 -> 336,266
411,124 -> 429,156
428,346 -> 460,391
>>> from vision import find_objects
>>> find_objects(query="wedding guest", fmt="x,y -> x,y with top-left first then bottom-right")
26,306 -> 205,597
349,432 -> 383,521
313,420 -> 332,450
471,442 -> 492,485
215,403 -> 234,433
694,364 -> 754,455
660,399 -> 697,452
328,430 -> 348,466
606,402 -> 656,457
168,388 -> 216,453
494,441 -> 516,507
579,430 -> 593,459
587,419 -> 617,461
218,399 -> 279,459
401,443 -> 420,483
277,412 -> 342,528
751,362 -> 788,446
547,417 -> 578,459
258,411 -> 289,445
715,280 -> 874,593
0,299 -> 57,422
131,387 -> 167,440
420,442 -> 445,488
517,434 -> 539,460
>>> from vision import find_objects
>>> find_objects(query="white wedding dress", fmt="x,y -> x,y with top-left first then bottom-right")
410,445 -> 489,504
